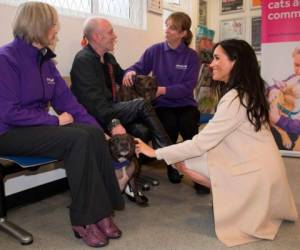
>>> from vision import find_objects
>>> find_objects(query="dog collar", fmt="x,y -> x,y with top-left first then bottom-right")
277,103 -> 300,119
117,157 -> 128,163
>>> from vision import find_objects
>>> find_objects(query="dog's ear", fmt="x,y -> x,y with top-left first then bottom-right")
134,75 -> 143,85
124,134 -> 136,158
127,134 -> 136,148
108,136 -> 118,159
126,134 -> 135,144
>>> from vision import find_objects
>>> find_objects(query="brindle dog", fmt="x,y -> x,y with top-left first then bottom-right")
109,134 -> 148,206
117,75 -> 157,102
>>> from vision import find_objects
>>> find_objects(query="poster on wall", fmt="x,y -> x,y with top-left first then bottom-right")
250,0 -> 261,9
220,0 -> 244,15
194,26 -> 217,115
199,0 -> 207,26
251,16 -> 261,52
261,0 -> 300,157
148,0 -> 163,15
220,18 -> 245,41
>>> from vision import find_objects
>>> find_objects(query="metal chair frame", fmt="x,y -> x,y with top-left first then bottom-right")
0,156 -> 57,245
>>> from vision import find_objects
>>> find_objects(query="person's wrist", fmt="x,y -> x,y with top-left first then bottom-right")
108,118 -> 121,132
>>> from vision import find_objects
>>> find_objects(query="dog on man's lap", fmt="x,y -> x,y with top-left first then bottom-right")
116,75 -> 157,102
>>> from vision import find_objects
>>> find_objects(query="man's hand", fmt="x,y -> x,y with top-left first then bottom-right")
58,112 -> 74,126
111,124 -> 126,135
122,71 -> 136,86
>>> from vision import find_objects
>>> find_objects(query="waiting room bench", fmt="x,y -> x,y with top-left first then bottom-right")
0,156 -> 58,245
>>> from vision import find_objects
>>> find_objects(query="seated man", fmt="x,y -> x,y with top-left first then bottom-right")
70,17 -> 182,184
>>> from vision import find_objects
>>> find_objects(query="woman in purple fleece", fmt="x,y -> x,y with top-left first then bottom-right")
123,12 -> 209,194
0,2 -> 124,248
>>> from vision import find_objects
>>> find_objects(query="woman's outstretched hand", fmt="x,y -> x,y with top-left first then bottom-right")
134,138 -> 156,158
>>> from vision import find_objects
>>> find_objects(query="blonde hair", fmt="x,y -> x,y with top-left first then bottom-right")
13,1 -> 58,47
166,12 -> 193,46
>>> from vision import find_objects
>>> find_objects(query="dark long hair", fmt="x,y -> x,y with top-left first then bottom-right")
212,39 -> 269,131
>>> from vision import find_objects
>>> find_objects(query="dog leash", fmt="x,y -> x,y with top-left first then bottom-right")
107,63 -> 117,102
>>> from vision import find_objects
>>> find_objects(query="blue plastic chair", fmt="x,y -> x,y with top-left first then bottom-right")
199,113 -> 214,124
0,155 -> 57,245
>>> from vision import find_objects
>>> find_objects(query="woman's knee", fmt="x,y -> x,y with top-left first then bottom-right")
64,127 -> 91,145
83,125 -> 106,141
71,124 -> 106,143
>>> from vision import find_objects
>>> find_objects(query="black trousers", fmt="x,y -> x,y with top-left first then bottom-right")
155,106 -> 200,143
0,124 -> 124,226
112,99 -> 171,148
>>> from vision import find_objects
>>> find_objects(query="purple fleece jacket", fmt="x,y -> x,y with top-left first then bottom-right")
126,42 -> 200,108
0,38 -> 100,135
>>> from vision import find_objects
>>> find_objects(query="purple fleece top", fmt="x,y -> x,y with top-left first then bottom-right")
0,38 -> 100,135
126,42 -> 200,108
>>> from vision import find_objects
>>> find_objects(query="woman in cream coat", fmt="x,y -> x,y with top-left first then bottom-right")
135,39 -> 298,247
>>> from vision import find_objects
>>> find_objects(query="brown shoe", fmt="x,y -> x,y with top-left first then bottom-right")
97,217 -> 122,239
73,224 -> 108,247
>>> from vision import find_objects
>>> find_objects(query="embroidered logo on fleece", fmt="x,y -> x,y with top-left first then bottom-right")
46,77 -> 55,85
175,64 -> 187,70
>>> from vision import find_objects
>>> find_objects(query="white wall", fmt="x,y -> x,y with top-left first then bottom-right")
0,4 -> 164,75
0,2 -> 198,75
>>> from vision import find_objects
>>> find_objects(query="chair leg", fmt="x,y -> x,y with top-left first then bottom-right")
0,218 -> 33,245
0,165 -> 33,245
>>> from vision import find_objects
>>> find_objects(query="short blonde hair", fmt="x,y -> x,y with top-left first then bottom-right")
13,1 -> 58,47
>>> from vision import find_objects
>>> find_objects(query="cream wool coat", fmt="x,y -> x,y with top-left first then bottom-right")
156,89 -> 298,247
